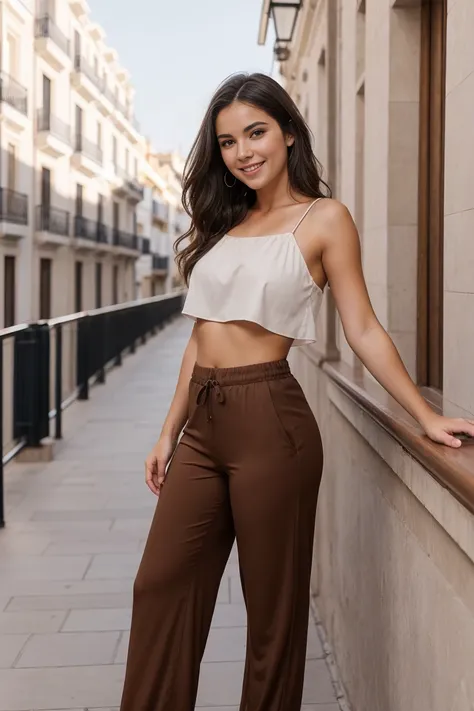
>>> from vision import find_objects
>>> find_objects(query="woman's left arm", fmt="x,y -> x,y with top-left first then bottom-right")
318,200 -> 474,448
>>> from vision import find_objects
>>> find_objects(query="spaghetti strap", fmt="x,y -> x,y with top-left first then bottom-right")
292,197 -> 323,234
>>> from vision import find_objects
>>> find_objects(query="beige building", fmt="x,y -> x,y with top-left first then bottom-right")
0,0 -> 147,328
259,1 -> 474,709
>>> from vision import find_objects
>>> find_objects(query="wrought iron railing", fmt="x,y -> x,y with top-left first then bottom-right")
37,109 -> 71,144
152,254 -> 169,272
113,228 -> 138,251
35,15 -> 70,56
0,72 -> 28,116
74,133 -> 103,165
36,205 -> 70,236
0,188 -> 28,225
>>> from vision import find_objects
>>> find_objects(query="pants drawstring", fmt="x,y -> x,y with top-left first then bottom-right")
196,378 -> 225,422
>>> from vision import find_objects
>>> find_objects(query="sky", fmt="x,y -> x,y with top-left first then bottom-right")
88,0 -> 276,156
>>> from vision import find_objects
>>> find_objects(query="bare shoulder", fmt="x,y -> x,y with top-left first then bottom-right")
310,198 -> 356,236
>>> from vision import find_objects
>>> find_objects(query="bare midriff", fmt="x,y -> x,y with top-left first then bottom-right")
194,319 -> 293,368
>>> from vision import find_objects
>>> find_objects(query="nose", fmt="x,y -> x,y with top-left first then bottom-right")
237,140 -> 253,161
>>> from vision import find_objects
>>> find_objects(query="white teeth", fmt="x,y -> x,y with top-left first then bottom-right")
242,163 -> 263,173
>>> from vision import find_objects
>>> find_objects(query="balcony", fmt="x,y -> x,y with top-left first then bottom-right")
0,188 -> 28,240
152,253 -> 169,274
71,134 -> 103,177
112,228 -> 139,254
113,166 -> 145,204
69,0 -> 90,20
35,15 -> 70,71
73,215 -> 109,251
152,199 -> 169,226
36,205 -> 70,247
36,110 -> 72,157
0,72 -> 28,132
71,54 -> 103,103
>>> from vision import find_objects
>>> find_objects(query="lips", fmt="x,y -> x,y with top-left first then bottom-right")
240,161 -> 265,175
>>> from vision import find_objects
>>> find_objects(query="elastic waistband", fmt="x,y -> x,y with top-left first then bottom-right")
191,358 -> 291,386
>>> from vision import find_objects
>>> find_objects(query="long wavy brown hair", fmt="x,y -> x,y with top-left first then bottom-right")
174,72 -> 332,285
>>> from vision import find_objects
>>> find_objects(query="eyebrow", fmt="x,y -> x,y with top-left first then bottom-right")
216,121 -> 268,140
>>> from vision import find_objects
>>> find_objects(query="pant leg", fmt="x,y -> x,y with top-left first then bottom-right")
119,424 -> 235,711
217,373 -> 323,711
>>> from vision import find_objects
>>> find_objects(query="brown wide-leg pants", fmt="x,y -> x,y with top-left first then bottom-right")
119,359 -> 324,711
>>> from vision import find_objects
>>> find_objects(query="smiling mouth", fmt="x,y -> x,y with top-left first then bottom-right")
240,161 -> 265,174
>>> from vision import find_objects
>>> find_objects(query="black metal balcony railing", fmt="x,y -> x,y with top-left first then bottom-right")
36,205 -> 70,236
35,15 -> 70,57
75,134 -> 103,165
152,199 -> 169,224
0,72 -> 28,116
74,215 -> 97,241
152,254 -> 169,272
141,237 -> 151,255
74,54 -> 104,93
0,188 -> 28,225
113,228 -> 138,251
116,166 -> 145,200
97,222 -> 108,244
37,109 -> 71,145
0,292 -> 185,527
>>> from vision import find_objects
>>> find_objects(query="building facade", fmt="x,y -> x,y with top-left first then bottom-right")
0,0 -> 149,328
259,1 -> 474,709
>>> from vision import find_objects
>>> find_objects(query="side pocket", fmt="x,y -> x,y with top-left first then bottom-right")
265,379 -> 299,454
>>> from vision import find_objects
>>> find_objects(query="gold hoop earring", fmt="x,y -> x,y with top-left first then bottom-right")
224,171 -> 237,188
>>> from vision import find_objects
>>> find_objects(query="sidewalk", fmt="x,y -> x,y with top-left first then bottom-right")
0,317 -> 341,711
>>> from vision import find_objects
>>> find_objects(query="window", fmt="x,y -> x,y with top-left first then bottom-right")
74,261 -> 83,313
112,135 -> 118,167
74,30 -> 81,59
76,184 -> 83,216
134,157 -> 138,178
97,121 -> 102,150
97,194 -> 104,224
125,148 -> 129,175
43,74 -> 51,121
4,256 -> 15,328
6,33 -> 17,79
41,167 -> 51,207
7,144 -> 16,191
39,258 -> 52,320
95,262 -> 102,308
417,0 -> 447,389
113,265 -> 119,304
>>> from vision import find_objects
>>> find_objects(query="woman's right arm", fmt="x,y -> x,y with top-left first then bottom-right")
145,324 -> 198,495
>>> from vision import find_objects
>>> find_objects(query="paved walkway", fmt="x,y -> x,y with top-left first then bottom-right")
0,317 -> 341,711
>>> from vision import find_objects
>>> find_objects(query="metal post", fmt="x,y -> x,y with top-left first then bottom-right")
77,317 -> 89,400
54,324 -> 62,439
0,339 -> 4,529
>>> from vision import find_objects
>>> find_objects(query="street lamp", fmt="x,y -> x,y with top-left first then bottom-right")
271,1 -> 302,44
258,1 -> 302,63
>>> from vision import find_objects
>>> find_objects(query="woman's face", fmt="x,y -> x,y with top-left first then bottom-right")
215,101 -> 294,191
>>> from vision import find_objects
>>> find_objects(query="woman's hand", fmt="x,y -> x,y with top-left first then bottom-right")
421,414 -> 474,448
145,435 -> 177,496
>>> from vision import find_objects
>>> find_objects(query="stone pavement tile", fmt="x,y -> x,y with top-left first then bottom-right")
302,659 -> 338,704
16,631 -> 120,668
211,604 -> 247,628
0,578 -> 133,597
0,611 -> 67,634
0,555 -> 91,581
5,520 -> 113,533
196,660 -> 245,706
113,631 -> 130,664
84,553 -> 141,580
307,622 -> 325,658
6,592 -> 132,612
0,664 -> 125,710
0,533 -> 51,555
196,659 -> 337,707
31,508 -> 153,522
0,635 -> 29,668
202,626 -> 247,662
229,575 -> 245,604
0,598 -> 10,612
62,608 -> 132,632
217,577 -> 230,604
110,518 -> 151,534
301,705 -> 340,710
44,539 -> 142,555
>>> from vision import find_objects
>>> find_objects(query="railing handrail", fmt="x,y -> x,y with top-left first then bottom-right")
0,70 -> 28,95
0,322 -> 30,341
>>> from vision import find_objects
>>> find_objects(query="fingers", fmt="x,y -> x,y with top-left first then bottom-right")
155,460 -> 167,493
145,458 -> 160,496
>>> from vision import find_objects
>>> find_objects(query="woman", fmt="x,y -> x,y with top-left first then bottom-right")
119,73 -> 474,711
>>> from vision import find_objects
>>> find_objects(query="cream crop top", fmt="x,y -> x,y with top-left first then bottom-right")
181,198 -> 325,346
